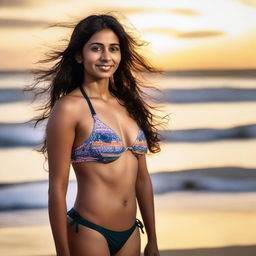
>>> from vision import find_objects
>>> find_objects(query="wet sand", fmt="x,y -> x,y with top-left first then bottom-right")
159,245 -> 256,256
1,191 -> 256,256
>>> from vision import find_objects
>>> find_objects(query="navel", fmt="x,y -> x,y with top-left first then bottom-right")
123,199 -> 128,206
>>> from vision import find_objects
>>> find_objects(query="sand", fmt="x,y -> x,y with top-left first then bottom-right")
1,191 -> 256,256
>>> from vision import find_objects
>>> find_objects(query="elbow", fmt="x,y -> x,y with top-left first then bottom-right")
48,183 -> 68,200
48,175 -> 69,196
48,187 -> 67,212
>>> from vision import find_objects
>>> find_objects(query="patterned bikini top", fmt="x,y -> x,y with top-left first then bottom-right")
71,86 -> 148,164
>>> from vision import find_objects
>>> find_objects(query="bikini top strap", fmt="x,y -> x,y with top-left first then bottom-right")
79,86 -> 96,116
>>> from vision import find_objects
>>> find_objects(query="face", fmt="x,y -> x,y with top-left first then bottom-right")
76,28 -> 121,80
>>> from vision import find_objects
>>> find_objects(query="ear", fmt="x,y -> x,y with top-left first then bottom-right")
75,52 -> 83,64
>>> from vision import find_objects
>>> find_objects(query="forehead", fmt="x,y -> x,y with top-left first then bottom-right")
86,29 -> 119,45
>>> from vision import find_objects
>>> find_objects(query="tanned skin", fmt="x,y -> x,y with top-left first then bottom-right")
47,28 -> 159,256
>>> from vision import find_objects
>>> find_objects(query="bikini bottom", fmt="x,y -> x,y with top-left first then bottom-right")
67,207 -> 144,255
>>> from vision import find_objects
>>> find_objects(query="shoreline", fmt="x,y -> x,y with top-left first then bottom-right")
1,193 -> 256,256
1,191 -> 256,227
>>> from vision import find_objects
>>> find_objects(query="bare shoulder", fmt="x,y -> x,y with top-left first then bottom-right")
51,93 -> 80,114
47,94 -> 81,130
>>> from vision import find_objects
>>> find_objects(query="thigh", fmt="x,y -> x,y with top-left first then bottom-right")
115,226 -> 141,256
67,217 -> 110,256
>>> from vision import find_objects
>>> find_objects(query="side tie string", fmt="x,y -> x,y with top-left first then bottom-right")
135,218 -> 145,234
69,217 -> 80,233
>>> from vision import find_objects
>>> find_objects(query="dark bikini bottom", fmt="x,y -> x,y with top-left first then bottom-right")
67,207 -> 144,255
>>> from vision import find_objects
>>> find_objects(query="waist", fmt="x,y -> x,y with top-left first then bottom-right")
73,193 -> 137,229
75,185 -> 137,211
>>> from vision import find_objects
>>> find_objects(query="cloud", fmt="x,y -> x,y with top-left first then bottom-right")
115,7 -> 157,14
104,7 -> 201,16
177,30 -> 224,38
233,0 -> 256,7
0,0 -> 34,7
168,8 -> 201,16
0,0 -> 69,8
0,18 -> 50,28
144,27 -> 225,38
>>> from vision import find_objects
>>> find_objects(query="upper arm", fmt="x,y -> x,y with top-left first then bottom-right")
136,154 -> 150,183
46,97 -> 77,194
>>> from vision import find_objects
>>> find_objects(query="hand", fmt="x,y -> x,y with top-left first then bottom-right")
144,241 -> 160,256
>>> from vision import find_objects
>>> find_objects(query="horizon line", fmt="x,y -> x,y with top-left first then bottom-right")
0,68 -> 256,77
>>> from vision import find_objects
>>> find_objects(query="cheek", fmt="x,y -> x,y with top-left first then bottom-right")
83,52 -> 98,63
114,53 -> 121,65
82,55 -> 98,72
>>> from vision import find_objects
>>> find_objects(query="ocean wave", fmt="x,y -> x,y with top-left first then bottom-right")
148,87 -> 256,103
0,122 -> 44,147
0,167 -> 255,211
151,167 -> 256,194
161,124 -> 256,142
1,87 -> 256,104
0,180 -> 77,211
0,122 -> 255,147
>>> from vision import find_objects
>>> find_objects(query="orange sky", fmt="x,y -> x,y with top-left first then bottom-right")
0,0 -> 255,71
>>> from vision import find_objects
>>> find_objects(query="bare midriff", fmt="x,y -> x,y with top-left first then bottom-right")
71,150 -> 138,231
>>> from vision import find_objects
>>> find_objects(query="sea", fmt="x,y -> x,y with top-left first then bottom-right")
0,70 -> 256,212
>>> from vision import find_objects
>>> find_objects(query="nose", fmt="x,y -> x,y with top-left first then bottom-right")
100,49 -> 111,61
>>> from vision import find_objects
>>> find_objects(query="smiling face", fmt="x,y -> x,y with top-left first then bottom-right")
76,28 -> 121,81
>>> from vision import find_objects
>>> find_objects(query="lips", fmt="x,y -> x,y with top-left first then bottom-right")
96,65 -> 113,71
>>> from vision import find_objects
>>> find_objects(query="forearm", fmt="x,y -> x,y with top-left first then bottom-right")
136,174 -> 157,242
48,189 -> 70,256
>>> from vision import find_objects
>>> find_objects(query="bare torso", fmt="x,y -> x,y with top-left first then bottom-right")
68,88 -> 140,230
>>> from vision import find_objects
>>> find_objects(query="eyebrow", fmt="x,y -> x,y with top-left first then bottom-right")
89,43 -> 120,46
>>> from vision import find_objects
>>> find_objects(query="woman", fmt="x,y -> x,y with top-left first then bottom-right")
31,14 -> 164,256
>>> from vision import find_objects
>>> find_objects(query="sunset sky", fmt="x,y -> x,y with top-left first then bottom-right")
0,0 -> 255,70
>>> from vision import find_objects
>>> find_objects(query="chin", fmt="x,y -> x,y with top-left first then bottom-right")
93,73 -> 113,80
95,70 -> 115,78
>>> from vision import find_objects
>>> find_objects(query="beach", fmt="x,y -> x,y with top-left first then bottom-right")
1,191 -> 256,256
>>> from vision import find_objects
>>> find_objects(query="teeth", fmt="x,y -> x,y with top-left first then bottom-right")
97,65 -> 112,71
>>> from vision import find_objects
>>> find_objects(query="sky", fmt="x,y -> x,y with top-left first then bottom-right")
0,0 -> 256,71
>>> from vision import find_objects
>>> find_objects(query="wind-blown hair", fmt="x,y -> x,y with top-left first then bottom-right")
27,14 -> 168,159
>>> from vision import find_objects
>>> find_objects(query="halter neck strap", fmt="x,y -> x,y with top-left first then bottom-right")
79,86 -> 96,116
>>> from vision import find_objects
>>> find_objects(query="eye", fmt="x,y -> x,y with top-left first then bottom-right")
91,46 -> 101,52
110,46 -> 120,52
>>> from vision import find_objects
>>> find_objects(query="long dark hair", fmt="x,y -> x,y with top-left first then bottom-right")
26,13 -> 168,159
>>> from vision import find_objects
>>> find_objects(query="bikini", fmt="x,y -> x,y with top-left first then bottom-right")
71,86 -> 148,163
67,86 -> 147,255
67,208 -> 144,255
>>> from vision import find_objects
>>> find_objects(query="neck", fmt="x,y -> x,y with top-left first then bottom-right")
81,77 -> 111,99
